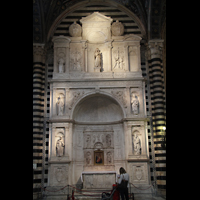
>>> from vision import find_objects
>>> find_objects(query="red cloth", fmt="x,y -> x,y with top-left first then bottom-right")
112,184 -> 120,200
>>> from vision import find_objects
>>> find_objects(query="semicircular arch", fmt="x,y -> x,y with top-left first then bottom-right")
71,91 -> 126,123
47,0 -> 146,42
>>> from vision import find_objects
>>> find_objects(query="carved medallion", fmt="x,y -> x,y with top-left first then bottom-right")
135,167 -> 143,180
111,20 -> 124,36
55,168 -> 64,182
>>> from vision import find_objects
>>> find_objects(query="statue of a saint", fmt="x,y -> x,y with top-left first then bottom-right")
56,97 -> 64,116
58,58 -> 64,73
106,134 -> 111,147
131,94 -> 139,114
94,48 -> 101,68
86,152 -> 91,165
107,152 -> 112,164
56,136 -> 65,157
86,135 -> 91,148
133,133 -> 141,155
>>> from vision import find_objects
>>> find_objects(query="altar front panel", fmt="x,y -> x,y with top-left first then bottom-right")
82,171 -> 116,189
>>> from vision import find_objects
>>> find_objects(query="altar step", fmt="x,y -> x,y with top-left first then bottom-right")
74,189 -> 112,200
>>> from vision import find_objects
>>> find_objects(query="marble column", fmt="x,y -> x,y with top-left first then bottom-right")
148,39 -> 166,190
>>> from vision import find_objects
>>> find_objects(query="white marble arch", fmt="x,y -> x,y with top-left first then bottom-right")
70,91 -> 126,122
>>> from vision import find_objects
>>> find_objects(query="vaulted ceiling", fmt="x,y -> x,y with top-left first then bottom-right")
33,0 -> 166,44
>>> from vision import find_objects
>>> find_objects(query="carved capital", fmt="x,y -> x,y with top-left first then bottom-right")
148,39 -> 164,58
33,44 -> 46,62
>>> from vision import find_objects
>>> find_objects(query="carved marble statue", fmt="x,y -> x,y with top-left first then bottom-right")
133,133 -> 141,155
56,136 -> 65,157
131,94 -> 139,114
94,48 -> 102,69
86,152 -> 91,165
106,134 -> 111,147
86,135 -> 91,148
58,58 -> 65,73
56,97 -> 64,116
107,152 -> 112,164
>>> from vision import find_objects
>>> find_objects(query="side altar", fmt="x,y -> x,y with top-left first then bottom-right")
46,12 -> 152,199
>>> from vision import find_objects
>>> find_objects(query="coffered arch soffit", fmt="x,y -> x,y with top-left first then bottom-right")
71,91 -> 125,123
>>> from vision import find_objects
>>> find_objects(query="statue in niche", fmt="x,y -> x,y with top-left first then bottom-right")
107,152 -> 112,164
94,48 -> 102,70
86,152 -> 91,165
106,134 -> 111,147
133,133 -> 141,155
131,94 -> 139,114
58,58 -> 65,73
56,136 -> 65,157
56,97 -> 64,116
86,135 -> 91,148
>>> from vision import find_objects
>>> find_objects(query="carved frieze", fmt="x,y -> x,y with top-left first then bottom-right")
83,129 -> 114,149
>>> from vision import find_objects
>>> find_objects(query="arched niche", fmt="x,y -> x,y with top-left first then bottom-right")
72,93 -> 124,123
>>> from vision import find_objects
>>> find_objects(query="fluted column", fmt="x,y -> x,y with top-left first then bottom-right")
147,40 -> 166,191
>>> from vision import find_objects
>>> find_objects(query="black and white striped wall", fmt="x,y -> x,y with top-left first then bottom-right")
33,44 -> 46,199
147,40 -> 166,194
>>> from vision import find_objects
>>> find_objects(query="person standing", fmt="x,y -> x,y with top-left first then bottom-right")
117,167 -> 129,200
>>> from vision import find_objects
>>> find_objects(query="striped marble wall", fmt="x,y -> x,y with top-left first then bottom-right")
33,45 -> 45,198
